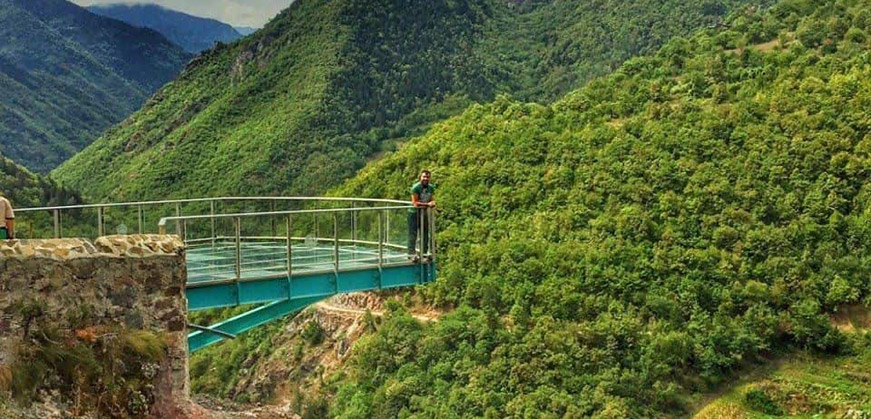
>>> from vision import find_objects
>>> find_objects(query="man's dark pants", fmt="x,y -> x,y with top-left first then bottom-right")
407,210 -> 431,256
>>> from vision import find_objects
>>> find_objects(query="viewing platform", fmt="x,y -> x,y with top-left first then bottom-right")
17,197 -> 437,352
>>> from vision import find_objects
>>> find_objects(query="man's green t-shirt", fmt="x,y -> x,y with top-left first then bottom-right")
409,182 -> 435,213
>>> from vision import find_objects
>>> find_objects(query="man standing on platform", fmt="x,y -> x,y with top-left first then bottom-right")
0,193 -> 14,240
408,170 -> 435,262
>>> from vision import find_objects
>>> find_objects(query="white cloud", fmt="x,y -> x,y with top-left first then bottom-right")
71,0 -> 291,27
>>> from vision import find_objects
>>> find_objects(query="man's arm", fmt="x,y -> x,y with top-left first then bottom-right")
5,219 -> 13,239
411,193 -> 424,208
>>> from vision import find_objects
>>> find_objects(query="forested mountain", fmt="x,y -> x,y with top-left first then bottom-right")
0,0 -> 189,173
87,4 -> 243,53
316,0 -> 871,415
53,0 -> 761,201
0,155 -> 81,209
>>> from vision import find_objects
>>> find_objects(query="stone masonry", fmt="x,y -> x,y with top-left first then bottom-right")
0,235 -> 190,416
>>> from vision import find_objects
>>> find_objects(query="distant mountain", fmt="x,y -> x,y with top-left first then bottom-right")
88,4 -> 243,53
0,0 -> 189,172
234,26 -> 258,36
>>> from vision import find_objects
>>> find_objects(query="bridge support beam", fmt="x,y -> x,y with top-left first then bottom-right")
188,295 -> 325,353
187,264 -> 427,311
185,263 -> 435,352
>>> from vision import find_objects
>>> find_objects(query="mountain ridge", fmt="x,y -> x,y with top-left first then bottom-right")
53,0 -> 761,201
87,3 -> 243,53
0,0 -> 189,172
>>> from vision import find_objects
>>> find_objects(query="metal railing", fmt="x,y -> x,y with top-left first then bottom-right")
16,197 -> 411,239
17,197 -> 437,286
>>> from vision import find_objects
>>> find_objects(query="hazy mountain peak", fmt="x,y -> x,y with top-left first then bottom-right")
88,3 -> 243,53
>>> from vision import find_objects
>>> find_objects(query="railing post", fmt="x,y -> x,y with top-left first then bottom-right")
53,209 -> 60,239
285,214 -> 293,278
314,201 -> 320,240
378,210 -> 385,267
351,201 -> 357,244
386,210 -> 390,247
137,205 -> 144,234
418,208 -> 424,259
97,206 -> 104,237
377,210 -> 384,289
210,200 -> 216,247
285,214 -> 293,299
429,207 -> 436,260
333,212 -> 339,293
234,216 -> 242,280
271,201 -> 277,238
175,203 -> 182,239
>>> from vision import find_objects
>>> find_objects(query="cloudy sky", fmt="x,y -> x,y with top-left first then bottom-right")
71,0 -> 291,27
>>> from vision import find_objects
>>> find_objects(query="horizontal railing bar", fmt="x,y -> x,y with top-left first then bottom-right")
184,236 -> 407,251
160,206 -> 412,229
188,254 -> 386,271
17,196 -> 411,213
188,257 -> 338,271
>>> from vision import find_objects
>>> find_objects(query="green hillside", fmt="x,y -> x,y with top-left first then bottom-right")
53,0 -> 760,201
0,154 -> 81,210
0,0 -> 189,173
320,0 -> 871,416
696,346 -> 871,418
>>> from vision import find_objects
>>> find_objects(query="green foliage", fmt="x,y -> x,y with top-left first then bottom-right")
327,0 -> 871,416
0,154 -> 84,239
701,337 -> 871,417
302,321 -> 325,346
0,0 -> 189,172
743,387 -> 784,415
53,0 -> 759,201
0,154 -> 81,208
4,301 -> 167,417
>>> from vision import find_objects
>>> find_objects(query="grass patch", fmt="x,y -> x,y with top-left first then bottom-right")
4,325 -> 167,417
696,336 -> 871,418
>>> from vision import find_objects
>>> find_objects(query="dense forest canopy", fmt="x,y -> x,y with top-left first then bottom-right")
0,155 -> 81,209
52,0 -> 761,202
319,0 -> 871,416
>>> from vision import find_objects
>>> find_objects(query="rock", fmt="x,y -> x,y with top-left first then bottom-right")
0,235 -> 191,416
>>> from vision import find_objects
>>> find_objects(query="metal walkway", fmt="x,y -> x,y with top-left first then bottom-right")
18,197 -> 437,353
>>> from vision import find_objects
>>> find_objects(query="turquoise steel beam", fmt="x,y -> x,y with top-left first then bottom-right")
186,263 -> 431,311
186,262 -> 436,353
188,296 -> 324,352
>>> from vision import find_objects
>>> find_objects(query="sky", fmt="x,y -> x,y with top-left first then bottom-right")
71,0 -> 291,28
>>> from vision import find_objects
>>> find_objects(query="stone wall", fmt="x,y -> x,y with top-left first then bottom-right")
0,235 -> 189,416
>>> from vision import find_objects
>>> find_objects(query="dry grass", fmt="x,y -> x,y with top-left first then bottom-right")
752,39 -> 781,52
831,304 -> 871,333
0,364 -> 11,392
695,401 -> 747,419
